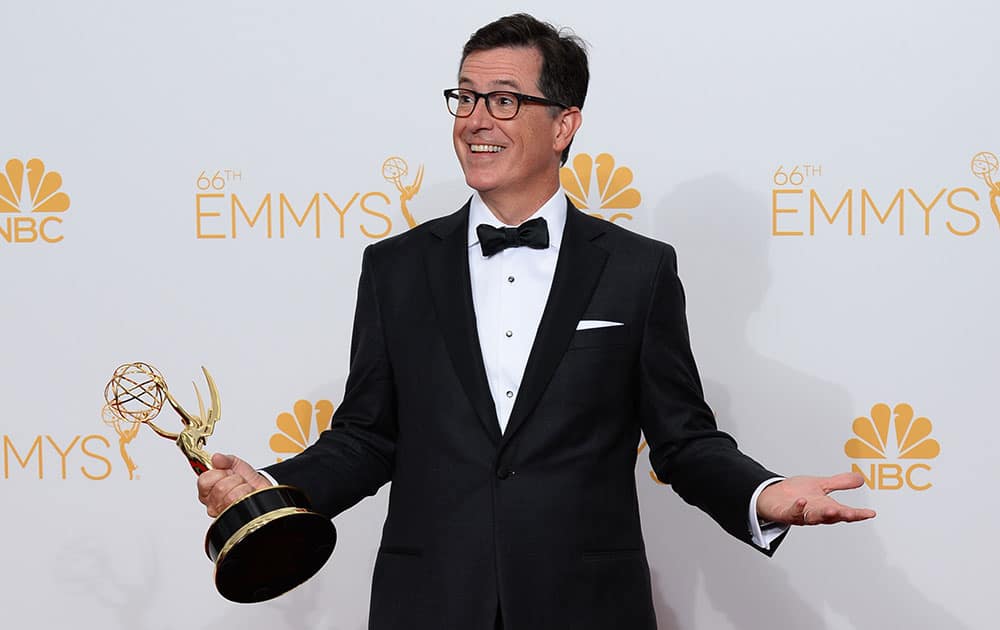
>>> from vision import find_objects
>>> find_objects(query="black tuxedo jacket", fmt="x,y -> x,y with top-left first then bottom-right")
266,200 -> 781,630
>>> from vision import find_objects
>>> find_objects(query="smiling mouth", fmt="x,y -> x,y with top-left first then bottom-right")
470,144 -> 505,153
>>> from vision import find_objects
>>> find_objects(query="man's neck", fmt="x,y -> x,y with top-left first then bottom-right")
479,181 -> 561,226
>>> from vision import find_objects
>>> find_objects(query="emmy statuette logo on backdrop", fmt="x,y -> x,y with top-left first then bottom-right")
382,156 -> 423,229
103,362 -> 337,603
971,151 -> 1000,225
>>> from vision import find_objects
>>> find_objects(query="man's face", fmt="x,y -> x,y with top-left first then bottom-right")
453,46 -> 568,205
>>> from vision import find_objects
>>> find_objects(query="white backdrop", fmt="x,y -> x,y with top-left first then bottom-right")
2,1 -> 997,628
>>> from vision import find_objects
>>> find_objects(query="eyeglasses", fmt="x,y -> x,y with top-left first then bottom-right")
443,88 -> 568,120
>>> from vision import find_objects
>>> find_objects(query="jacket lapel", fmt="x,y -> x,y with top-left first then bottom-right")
425,202 -> 503,443
501,204 -> 609,446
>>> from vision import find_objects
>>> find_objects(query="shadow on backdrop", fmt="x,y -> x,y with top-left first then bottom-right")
637,175 -> 967,630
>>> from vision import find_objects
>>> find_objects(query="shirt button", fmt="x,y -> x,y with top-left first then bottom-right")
507,276 -> 515,283
505,390 -> 514,398
497,468 -> 514,480
505,330 -> 513,338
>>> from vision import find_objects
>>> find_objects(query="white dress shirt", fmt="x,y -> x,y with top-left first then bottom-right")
467,190 -> 565,434
466,189 -> 786,550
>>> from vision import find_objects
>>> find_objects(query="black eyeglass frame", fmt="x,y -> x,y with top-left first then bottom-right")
443,88 -> 569,120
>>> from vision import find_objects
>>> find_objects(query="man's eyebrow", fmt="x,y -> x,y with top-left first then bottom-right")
457,76 -> 522,90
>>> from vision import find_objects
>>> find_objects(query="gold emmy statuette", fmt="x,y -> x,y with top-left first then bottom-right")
103,362 -> 337,603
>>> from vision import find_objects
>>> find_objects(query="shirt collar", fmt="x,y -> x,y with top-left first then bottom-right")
467,190 -> 567,251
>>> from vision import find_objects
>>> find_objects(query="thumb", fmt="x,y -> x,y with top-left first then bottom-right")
211,452 -> 270,489
210,452 -> 238,471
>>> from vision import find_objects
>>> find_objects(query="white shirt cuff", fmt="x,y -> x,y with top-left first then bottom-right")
257,469 -> 278,486
749,476 -> 788,550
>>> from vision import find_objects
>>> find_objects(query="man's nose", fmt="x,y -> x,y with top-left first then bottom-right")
466,96 -> 495,129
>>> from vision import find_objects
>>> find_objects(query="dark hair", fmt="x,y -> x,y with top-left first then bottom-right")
461,13 -> 589,165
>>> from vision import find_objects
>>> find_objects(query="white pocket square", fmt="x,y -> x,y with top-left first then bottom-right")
575,320 -> 625,331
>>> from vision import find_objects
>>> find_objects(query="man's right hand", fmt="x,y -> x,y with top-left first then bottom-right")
196,452 -> 273,517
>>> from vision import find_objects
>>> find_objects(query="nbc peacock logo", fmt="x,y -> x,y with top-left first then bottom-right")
269,399 -> 334,462
0,158 -> 71,244
560,153 -> 641,223
844,402 -> 941,491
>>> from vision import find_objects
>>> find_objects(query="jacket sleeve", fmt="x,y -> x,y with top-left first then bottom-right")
639,244 -> 783,554
263,245 -> 397,517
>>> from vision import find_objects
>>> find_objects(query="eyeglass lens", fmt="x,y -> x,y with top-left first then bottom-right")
448,90 -> 519,119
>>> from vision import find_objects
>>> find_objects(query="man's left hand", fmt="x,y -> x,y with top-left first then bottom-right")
757,472 -> 876,525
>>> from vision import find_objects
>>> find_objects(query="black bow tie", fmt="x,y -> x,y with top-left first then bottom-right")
476,217 -> 550,257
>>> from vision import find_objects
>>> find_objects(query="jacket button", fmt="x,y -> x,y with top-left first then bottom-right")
497,468 -> 513,480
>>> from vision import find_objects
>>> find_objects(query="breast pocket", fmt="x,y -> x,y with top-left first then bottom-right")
566,323 -> 629,350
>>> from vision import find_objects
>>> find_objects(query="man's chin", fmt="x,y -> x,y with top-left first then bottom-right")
462,173 -> 499,195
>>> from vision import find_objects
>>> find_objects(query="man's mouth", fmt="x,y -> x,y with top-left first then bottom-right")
469,144 -> 505,153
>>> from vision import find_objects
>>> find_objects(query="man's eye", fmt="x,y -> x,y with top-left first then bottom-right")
458,94 -> 475,104
495,95 -> 515,107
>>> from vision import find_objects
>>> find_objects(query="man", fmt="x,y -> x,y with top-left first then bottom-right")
198,14 -> 875,629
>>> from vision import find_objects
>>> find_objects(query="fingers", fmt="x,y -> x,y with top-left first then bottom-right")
799,499 -> 877,525
205,474 -> 247,516
786,497 -> 808,525
761,473 -> 877,526
820,471 -> 867,493
196,454 -> 271,518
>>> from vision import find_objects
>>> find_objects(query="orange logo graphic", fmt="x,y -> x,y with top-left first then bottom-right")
560,153 -> 641,222
772,158 -> 1000,237
844,403 -> 940,491
971,151 -> 1000,225
636,439 -> 667,486
195,157 -> 423,240
382,156 -> 423,229
102,404 -> 141,480
269,400 -> 334,462
0,158 -> 70,244
2,426 -> 133,480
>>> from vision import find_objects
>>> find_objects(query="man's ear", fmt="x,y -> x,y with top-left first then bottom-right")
553,107 -> 583,154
